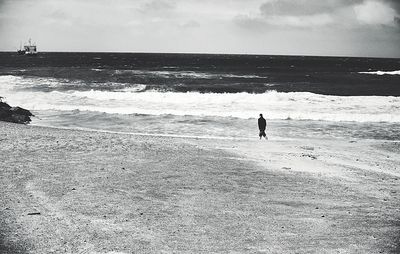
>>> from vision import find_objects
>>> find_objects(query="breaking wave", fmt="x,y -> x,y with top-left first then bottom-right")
1,75 -> 399,123
359,70 -> 400,75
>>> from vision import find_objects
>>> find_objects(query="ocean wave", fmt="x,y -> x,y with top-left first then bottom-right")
65,90 -> 399,122
115,84 -> 148,93
359,70 -> 400,75
0,75 -> 138,92
0,75 -> 77,90
1,75 -> 399,123
113,69 -> 262,79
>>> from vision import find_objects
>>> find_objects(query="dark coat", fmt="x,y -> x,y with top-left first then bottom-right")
258,117 -> 266,131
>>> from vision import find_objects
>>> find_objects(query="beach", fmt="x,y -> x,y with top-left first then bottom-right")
1,121 -> 399,253
1,50 -> 399,254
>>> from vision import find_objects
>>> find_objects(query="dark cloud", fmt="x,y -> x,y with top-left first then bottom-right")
0,0 -> 24,6
395,17 -> 400,26
259,0 -> 400,19
260,0 -> 364,17
386,0 -> 400,14
0,0 -> 10,11
254,0 -> 400,29
387,0 -> 400,28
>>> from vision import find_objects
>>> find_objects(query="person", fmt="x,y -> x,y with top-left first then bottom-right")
258,114 -> 267,139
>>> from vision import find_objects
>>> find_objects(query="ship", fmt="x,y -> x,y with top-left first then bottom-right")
17,39 -> 38,56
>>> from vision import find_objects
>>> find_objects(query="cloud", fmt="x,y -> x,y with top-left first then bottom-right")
138,0 -> 175,14
259,0 -> 363,16
0,0 -> 14,7
271,13 -> 334,27
0,0 -> 399,57
233,0 -> 400,58
354,1 -> 398,26
240,0 -> 400,28
386,0 -> 400,14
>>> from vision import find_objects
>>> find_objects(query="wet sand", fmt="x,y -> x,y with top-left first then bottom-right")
0,121 -> 399,253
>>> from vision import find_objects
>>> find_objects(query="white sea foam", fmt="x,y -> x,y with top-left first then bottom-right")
115,84 -> 147,92
359,70 -> 400,75
1,75 -> 399,123
221,74 -> 261,78
113,69 -> 262,79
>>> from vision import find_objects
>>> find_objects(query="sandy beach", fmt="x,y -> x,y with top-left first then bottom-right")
0,121 -> 399,253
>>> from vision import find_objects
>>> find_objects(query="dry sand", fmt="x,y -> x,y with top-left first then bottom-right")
0,121 -> 399,253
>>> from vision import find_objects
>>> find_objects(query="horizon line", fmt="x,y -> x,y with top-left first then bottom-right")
0,50 -> 399,60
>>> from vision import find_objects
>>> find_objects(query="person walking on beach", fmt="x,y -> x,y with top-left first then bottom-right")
258,114 -> 267,140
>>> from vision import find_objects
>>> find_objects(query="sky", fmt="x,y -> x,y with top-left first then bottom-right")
0,0 -> 399,58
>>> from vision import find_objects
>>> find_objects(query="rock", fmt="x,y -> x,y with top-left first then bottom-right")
0,101 -> 12,119
10,106 -> 33,116
0,101 -> 11,110
301,154 -> 317,160
0,100 -> 33,124
0,107 -> 12,118
27,212 -> 41,215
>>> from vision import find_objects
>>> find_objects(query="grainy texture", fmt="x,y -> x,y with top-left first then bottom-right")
0,122 -> 399,253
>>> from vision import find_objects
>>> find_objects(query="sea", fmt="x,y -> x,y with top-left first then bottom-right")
0,52 -> 399,141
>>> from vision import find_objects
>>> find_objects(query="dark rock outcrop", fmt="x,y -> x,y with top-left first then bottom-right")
0,98 -> 33,124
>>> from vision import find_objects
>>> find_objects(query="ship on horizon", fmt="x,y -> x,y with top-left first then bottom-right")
17,39 -> 38,56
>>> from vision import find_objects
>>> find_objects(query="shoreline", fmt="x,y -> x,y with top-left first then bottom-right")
1,121 -> 399,253
29,121 -> 400,145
